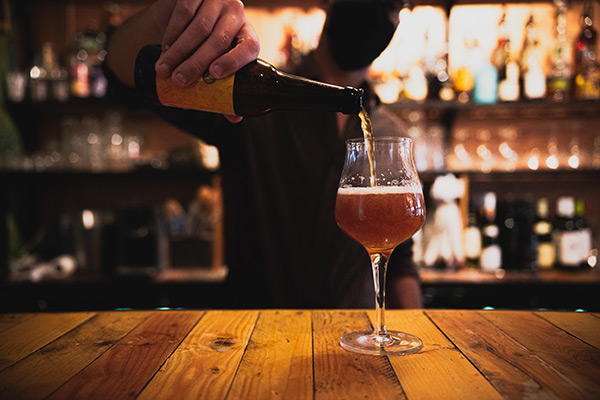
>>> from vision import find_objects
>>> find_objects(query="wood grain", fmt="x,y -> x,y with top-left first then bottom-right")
383,310 -> 503,400
536,311 -> 600,349
48,310 -> 201,400
0,310 -> 597,399
137,310 -> 258,400
312,310 -> 406,400
0,312 -> 94,371
227,310 -> 313,400
482,311 -> 600,399
0,311 -> 150,400
427,309 -> 588,400
0,313 -> 37,334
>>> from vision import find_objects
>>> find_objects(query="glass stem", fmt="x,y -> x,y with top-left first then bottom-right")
370,252 -> 389,337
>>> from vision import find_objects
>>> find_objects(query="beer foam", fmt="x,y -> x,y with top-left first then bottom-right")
338,185 -> 422,195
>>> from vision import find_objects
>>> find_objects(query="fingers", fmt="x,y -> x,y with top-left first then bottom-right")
155,0 -> 250,87
161,0 -> 204,51
208,22 -> 260,79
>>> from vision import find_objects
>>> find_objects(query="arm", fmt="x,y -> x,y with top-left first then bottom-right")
388,275 -> 423,309
386,239 -> 423,309
106,0 -> 259,91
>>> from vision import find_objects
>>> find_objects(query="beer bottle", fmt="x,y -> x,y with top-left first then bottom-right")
574,1 -> 600,100
553,196 -> 581,269
532,197 -> 554,270
479,192 -> 502,273
134,44 -> 363,116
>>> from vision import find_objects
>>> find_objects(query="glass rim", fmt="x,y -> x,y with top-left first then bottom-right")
345,136 -> 412,145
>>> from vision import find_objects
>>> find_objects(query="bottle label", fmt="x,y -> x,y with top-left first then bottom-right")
537,243 -> 555,269
557,231 -> 583,267
480,244 -> 501,272
156,73 -> 235,115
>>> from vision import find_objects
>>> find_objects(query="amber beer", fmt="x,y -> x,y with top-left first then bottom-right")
335,186 -> 425,253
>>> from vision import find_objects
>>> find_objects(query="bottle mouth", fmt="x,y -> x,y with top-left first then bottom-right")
341,86 -> 364,114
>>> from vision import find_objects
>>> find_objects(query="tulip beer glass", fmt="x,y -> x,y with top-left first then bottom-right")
335,137 -> 426,355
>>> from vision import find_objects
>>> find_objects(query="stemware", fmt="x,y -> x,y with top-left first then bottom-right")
335,137 -> 426,355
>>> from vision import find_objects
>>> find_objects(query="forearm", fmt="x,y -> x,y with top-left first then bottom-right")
106,4 -> 164,87
388,275 -> 423,309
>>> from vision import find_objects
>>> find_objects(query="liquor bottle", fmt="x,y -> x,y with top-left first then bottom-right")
134,44 -> 363,116
463,212 -> 482,269
491,13 -> 510,83
520,16 -> 546,100
492,13 -> 520,102
454,39 -> 475,103
532,197 -> 555,269
574,199 -> 592,268
425,52 -> 452,101
480,192 -> 502,272
548,0 -> 572,102
474,57 -> 498,104
574,1 -> 600,100
424,31 -> 454,101
553,196 -> 582,269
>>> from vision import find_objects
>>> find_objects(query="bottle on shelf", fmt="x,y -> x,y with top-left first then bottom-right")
480,192 -> 502,273
453,39 -> 475,103
532,197 -> 555,270
498,194 -> 535,270
69,27 -> 108,99
548,0 -> 572,102
29,57 -> 48,103
492,12 -> 520,102
423,30 -> 454,102
474,54 -> 498,104
553,196 -> 587,270
41,42 -> 69,102
134,44 -> 363,116
463,212 -> 482,270
520,15 -> 547,100
574,1 -> 600,100
574,199 -> 593,268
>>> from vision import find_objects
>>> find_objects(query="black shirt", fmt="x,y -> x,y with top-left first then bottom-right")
109,55 -> 418,308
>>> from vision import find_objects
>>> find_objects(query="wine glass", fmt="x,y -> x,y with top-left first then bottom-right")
335,137 -> 426,355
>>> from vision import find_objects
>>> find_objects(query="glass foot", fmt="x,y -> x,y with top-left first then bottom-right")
340,330 -> 423,356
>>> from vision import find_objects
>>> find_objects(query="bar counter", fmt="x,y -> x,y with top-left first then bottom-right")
1,309 -> 599,399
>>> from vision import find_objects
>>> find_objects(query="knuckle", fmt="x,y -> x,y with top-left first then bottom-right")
192,16 -> 212,37
175,4 -> 196,21
246,37 -> 261,56
215,30 -> 233,50
227,0 -> 244,14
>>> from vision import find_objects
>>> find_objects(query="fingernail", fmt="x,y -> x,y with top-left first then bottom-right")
175,72 -> 188,86
156,62 -> 170,77
212,64 -> 223,79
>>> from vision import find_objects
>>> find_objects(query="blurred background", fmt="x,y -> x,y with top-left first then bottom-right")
1,0 -> 599,311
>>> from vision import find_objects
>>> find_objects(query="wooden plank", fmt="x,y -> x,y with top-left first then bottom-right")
427,310 -> 587,400
536,311 -> 600,349
48,310 -> 201,400
481,311 -> 600,399
381,310 -> 503,400
0,314 -> 37,334
227,310 -> 313,399
0,312 -> 95,371
312,310 -> 406,400
137,310 -> 259,400
0,311 -> 150,400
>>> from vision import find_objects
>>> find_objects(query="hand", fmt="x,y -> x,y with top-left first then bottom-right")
152,0 -> 260,89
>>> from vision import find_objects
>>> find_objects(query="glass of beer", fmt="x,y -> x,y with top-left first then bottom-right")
335,137 -> 425,355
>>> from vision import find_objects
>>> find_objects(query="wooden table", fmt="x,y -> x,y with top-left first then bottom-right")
1,309 -> 599,399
